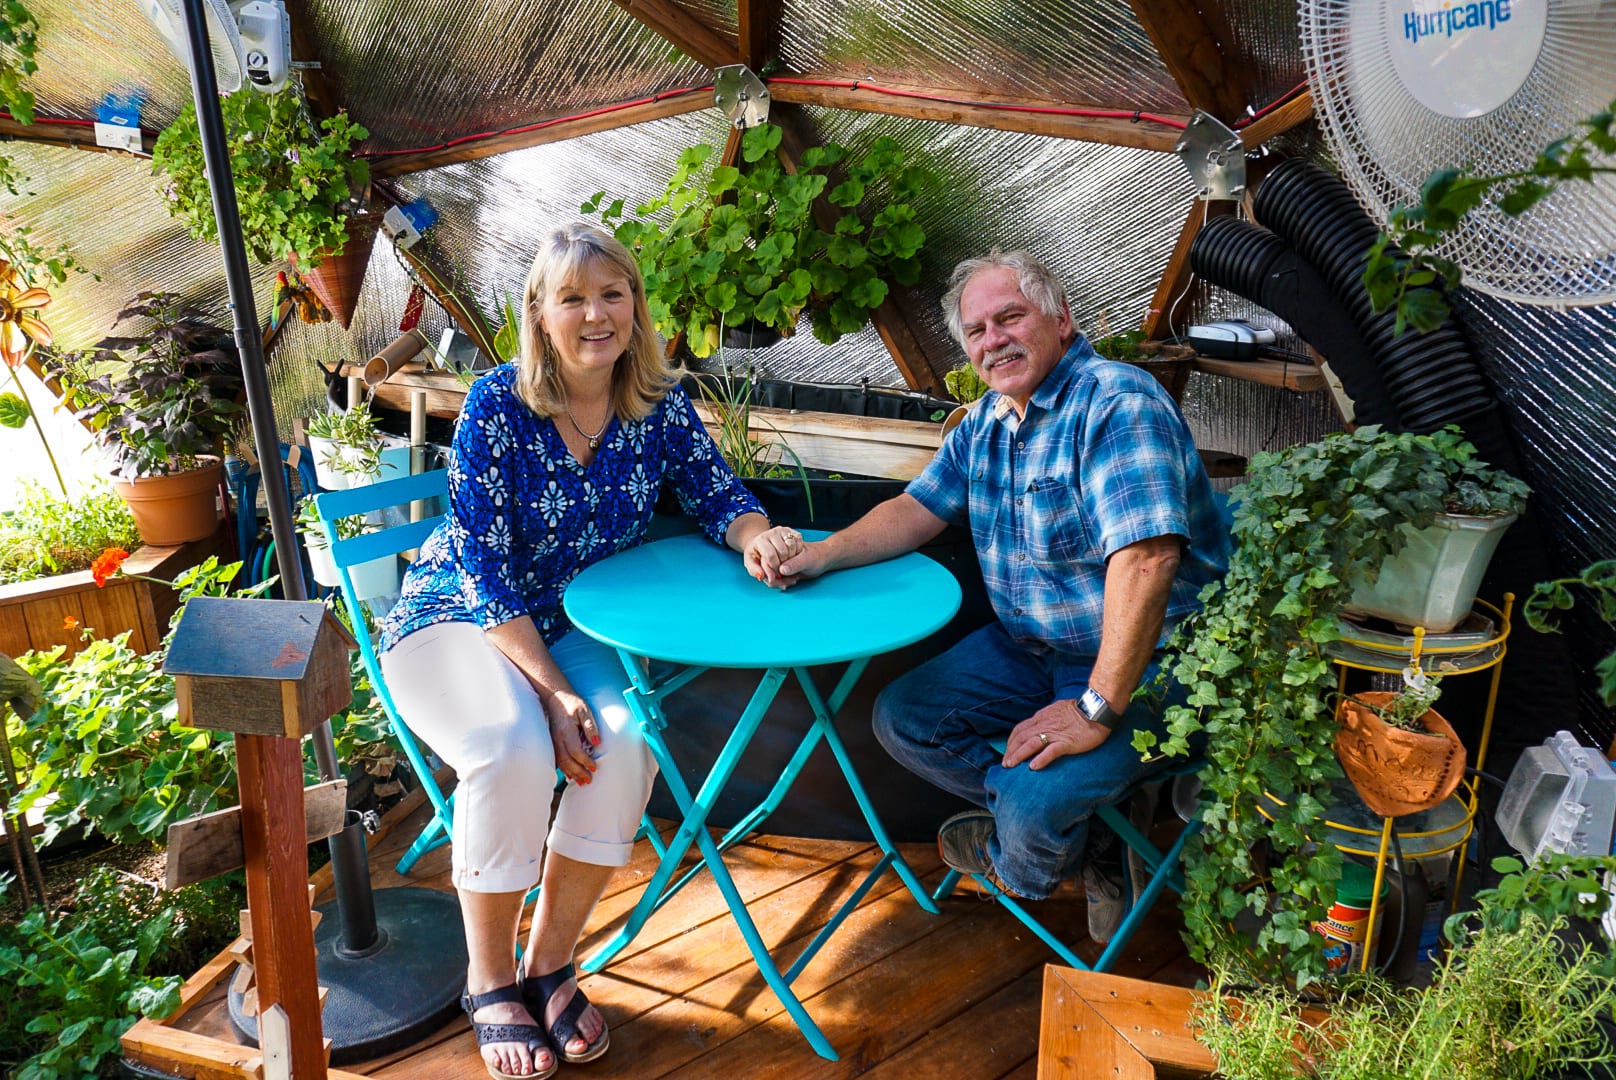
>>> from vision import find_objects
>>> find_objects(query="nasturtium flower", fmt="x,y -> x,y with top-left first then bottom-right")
92,547 -> 132,587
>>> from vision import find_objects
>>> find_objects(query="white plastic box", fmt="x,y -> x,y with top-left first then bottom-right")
1496,730 -> 1616,861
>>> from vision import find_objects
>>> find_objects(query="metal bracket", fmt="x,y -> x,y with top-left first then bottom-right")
1174,110 -> 1245,200
714,64 -> 770,129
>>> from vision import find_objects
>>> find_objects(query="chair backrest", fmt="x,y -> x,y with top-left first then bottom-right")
311,471 -> 449,805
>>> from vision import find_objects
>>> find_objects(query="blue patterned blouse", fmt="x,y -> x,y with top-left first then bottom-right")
379,365 -> 763,652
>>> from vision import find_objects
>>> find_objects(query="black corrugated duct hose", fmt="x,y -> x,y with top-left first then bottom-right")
1191,161 -> 1581,760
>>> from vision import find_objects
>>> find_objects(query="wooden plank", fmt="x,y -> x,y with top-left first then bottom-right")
235,735 -> 328,1078
165,780 -> 348,888
1239,90 -> 1315,150
0,116 -> 156,155
1040,967 -> 1159,1079
737,0 -> 779,69
0,599 -> 34,657
21,592 -> 86,661
688,399 -> 941,480
368,94 -> 713,179
768,79 -> 1187,153
1126,0 -> 1247,122
78,580 -> 150,653
609,0 -> 738,68
1141,201 -> 1235,341
1190,355 -> 1324,392
121,1020 -> 266,1080
858,968 -> 1042,1080
652,895 -> 1071,1078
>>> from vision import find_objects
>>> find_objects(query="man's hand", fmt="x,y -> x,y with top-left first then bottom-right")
1002,699 -> 1112,769
546,688 -> 600,786
743,524 -> 809,589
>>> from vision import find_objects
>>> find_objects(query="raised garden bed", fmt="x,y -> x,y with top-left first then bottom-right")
0,530 -> 229,658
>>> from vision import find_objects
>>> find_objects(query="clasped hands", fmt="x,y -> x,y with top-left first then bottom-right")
743,525 -> 824,589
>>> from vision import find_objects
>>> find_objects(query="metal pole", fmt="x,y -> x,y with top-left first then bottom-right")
178,0 -> 342,786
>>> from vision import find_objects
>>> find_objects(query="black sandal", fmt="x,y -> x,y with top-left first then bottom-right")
523,963 -> 609,1064
461,983 -> 556,1080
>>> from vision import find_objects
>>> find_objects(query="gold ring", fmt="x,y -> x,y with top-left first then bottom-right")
1037,732 -> 1049,746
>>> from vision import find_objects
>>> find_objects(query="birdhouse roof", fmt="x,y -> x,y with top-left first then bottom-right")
163,597 -> 358,684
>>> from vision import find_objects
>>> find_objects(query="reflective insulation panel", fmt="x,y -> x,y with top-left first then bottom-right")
776,0 -> 1186,113
1223,0 -> 1309,119
0,143 -> 276,360
24,0 -> 196,127
307,0 -> 714,153
1455,291 -> 1616,751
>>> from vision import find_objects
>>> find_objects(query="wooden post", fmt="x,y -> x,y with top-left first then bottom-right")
237,734 -> 328,1079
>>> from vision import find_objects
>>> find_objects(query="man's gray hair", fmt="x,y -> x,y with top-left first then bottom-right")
940,250 -> 1069,347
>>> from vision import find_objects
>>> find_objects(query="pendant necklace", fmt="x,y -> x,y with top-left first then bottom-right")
564,404 -> 609,451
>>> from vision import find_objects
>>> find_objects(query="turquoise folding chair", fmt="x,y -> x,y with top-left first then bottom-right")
931,747 -> 1204,971
312,469 -> 665,879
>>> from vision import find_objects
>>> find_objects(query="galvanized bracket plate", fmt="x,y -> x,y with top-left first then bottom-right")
714,64 -> 770,129
1174,110 -> 1245,200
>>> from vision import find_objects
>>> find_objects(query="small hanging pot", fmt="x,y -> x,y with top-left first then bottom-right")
1336,691 -> 1466,817
295,216 -> 380,330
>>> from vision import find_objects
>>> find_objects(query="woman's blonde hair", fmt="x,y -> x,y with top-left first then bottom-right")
514,222 -> 674,422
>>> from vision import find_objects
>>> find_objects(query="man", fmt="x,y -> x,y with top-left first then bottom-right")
754,250 -> 1229,936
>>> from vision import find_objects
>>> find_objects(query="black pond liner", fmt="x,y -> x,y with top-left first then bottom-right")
645,382 -> 995,841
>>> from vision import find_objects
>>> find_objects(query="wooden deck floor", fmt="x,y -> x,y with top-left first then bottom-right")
158,791 -> 1200,1079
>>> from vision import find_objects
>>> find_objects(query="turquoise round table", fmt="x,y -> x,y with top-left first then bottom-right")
564,532 -> 961,1061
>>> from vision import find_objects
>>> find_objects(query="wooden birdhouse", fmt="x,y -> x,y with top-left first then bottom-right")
165,597 -> 358,739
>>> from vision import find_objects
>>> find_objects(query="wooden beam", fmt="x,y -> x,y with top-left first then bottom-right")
280,1 -> 345,121
0,117 -> 155,155
737,0 -> 781,70
1239,90 -> 1315,149
1127,0 -> 1249,122
1140,200 -> 1235,341
773,110 -> 940,392
768,79 -> 1186,153
690,398 -> 942,480
367,93 -> 711,178
164,779 -> 347,889
608,0 -> 738,69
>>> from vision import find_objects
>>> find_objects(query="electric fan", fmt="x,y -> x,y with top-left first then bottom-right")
139,0 -> 291,94
1300,0 -> 1616,306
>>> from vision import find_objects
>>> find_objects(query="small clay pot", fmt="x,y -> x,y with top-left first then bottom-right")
1336,691 -> 1466,817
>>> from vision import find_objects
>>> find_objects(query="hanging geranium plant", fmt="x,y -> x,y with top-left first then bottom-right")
151,84 -> 370,267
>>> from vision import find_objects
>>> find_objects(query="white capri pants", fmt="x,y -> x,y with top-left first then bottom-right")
380,620 -> 657,894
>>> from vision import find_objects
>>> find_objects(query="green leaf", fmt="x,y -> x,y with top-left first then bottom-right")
0,390 -> 29,428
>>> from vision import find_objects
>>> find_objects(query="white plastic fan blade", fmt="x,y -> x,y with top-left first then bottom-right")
139,0 -> 245,93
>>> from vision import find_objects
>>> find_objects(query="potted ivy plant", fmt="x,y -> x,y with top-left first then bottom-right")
151,85 -> 372,327
45,294 -> 241,546
1135,424 -> 1529,986
294,498 -> 396,600
583,121 -> 927,358
305,406 -> 385,491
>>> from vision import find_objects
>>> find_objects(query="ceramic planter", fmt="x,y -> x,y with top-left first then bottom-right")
1336,691 -> 1466,817
1344,511 -> 1517,632
111,456 -> 224,546
296,216 -> 379,330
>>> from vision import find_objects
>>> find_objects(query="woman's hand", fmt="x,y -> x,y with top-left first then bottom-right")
545,688 -> 600,785
743,524 -> 808,589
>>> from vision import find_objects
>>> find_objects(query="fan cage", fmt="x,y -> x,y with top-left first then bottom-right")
1300,0 -> 1616,307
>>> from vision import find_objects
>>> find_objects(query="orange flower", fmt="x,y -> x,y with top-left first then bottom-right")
62,615 -> 78,630
0,260 -> 53,368
91,547 -> 131,588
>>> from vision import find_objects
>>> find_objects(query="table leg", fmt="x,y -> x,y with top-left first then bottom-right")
582,665 -> 787,973
793,664 -> 940,915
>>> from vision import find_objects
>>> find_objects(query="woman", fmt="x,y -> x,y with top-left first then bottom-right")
378,223 -> 802,1079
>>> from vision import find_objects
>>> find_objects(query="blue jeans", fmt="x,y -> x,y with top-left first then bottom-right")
872,621 -> 1175,899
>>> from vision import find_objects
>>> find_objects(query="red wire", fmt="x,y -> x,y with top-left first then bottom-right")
361,85 -> 714,159
1232,81 -> 1311,129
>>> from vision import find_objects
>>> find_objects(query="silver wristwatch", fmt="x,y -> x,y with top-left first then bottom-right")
1076,686 -> 1121,730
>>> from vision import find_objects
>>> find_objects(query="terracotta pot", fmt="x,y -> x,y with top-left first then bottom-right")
1336,691 -> 1466,817
297,216 -> 380,330
111,457 -> 224,547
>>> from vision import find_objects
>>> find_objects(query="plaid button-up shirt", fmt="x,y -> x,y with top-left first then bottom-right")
908,337 -> 1229,656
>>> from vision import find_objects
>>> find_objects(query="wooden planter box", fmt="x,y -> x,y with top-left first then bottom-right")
1039,968 -> 1330,1079
0,531 -> 227,659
